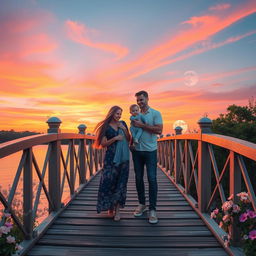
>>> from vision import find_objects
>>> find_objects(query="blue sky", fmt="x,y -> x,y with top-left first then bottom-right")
0,0 -> 255,133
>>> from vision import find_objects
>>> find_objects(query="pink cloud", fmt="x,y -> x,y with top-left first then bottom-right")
209,3 -> 231,11
157,30 -> 256,68
0,8 -> 58,59
65,20 -> 128,60
211,83 -> 224,87
97,1 -> 256,84
202,66 -> 256,82
182,15 -> 217,26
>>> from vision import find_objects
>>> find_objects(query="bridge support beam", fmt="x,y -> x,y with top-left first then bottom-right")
79,139 -> 86,184
174,140 -> 181,183
23,148 -> 33,239
49,141 -> 61,212
198,140 -> 211,212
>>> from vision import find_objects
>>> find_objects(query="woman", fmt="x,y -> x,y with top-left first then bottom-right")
94,106 -> 130,221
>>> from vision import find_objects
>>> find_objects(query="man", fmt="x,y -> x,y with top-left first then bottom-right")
131,91 -> 163,224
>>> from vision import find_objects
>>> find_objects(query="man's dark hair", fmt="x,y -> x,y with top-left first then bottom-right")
135,90 -> 148,98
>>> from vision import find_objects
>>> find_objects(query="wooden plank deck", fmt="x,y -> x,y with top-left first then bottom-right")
27,165 -> 227,256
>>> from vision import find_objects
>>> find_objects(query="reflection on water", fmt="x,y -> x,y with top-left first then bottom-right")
0,144 -> 89,224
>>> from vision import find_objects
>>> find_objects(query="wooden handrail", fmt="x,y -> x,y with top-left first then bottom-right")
157,132 -> 256,252
0,133 -> 95,158
158,133 -> 256,160
0,132 -> 104,249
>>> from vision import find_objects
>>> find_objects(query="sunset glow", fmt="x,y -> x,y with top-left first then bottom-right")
0,0 -> 255,134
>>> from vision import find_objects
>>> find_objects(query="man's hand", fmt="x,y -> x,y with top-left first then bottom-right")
132,119 -> 144,128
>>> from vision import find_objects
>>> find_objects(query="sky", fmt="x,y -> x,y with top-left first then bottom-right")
0,0 -> 255,134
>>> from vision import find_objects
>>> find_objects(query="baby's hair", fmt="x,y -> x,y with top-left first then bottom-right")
130,104 -> 139,111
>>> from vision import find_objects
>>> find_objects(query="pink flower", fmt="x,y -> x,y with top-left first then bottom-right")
246,210 -> 256,219
222,214 -> 230,223
210,212 -> 216,219
6,235 -> 16,244
239,213 -> 248,222
248,230 -> 256,240
228,194 -> 233,200
237,192 -> 248,198
213,208 -> 219,215
232,204 -> 240,213
237,192 -> 250,203
5,222 -> 13,228
222,200 -> 233,212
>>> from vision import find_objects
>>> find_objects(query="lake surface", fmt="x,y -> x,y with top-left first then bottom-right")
0,144 -> 95,223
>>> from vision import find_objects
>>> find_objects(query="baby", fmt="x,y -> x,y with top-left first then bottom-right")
130,104 -> 145,144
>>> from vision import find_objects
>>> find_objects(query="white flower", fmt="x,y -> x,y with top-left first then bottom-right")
15,244 -> 23,250
0,225 -> 9,234
6,235 -> 16,244
243,234 -> 248,240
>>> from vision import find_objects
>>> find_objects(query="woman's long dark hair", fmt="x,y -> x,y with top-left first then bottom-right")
94,106 -> 122,148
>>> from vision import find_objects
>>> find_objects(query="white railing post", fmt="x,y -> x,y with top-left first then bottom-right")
198,117 -> 212,212
47,117 -> 61,212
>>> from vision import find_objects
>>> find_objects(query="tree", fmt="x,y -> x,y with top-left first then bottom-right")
212,98 -> 256,193
212,97 -> 256,143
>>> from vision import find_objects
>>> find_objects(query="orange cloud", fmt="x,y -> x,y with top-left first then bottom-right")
65,20 -> 128,60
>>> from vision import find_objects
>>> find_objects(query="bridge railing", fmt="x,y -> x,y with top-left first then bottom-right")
0,118 -> 104,253
157,118 -> 256,253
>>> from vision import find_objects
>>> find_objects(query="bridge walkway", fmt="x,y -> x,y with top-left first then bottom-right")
27,166 -> 227,256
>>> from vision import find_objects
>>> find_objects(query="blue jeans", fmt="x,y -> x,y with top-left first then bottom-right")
132,150 -> 158,210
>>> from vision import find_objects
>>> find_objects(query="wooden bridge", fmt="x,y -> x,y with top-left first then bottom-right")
0,117 -> 255,255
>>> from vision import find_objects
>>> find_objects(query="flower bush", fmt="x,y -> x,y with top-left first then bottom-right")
211,192 -> 256,255
0,212 -> 23,256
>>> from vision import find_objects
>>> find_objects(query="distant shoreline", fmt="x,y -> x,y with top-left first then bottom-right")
0,130 -> 41,143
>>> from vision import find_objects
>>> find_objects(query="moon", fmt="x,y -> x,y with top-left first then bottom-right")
173,120 -> 188,133
184,70 -> 199,87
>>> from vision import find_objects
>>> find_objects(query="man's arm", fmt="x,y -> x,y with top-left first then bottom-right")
132,120 -> 163,135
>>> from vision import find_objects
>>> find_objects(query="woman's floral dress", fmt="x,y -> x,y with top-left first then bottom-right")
96,121 -> 129,213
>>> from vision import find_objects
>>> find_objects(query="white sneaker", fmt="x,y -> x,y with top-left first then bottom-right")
148,210 -> 158,224
134,204 -> 147,217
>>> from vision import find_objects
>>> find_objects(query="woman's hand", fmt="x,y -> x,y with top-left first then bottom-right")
118,122 -> 126,130
115,134 -> 123,141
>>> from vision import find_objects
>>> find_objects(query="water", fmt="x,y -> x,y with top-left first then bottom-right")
0,144 -> 91,224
